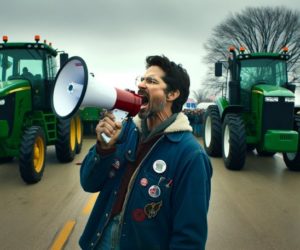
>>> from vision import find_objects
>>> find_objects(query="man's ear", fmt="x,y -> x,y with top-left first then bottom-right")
167,89 -> 180,101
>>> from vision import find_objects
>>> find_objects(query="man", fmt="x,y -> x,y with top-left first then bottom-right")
79,55 -> 212,250
21,67 -> 34,79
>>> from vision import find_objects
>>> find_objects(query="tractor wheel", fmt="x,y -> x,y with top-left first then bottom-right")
75,114 -> 83,154
222,114 -> 247,170
55,117 -> 76,163
203,105 -> 222,157
19,126 -> 46,184
282,115 -> 300,171
283,152 -> 300,171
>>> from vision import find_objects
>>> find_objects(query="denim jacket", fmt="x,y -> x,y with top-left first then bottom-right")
79,112 -> 212,250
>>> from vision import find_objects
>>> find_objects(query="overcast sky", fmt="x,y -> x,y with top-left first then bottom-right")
1,0 -> 300,96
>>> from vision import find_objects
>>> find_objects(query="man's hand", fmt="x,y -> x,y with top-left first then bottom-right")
95,111 -> 122,149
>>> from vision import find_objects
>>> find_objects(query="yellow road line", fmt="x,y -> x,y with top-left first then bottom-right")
82,193 -> 99,215
50,220 -> 76,250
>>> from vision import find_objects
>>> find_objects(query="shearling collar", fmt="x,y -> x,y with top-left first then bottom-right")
133,112 -> 192,134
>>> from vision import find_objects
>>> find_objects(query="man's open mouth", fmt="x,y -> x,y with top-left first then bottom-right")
138,91 -> 149,109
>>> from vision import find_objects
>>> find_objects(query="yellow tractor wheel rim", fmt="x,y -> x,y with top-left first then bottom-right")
33,137 -> 45,173
76,116 -> 82,145
70,118 -> 76,151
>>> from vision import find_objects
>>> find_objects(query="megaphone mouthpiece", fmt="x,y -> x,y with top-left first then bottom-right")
114,88 -> 142,116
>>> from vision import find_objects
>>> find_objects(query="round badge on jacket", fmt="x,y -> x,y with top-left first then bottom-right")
148,185 -> 161,198
140,178 -> 148,187
153,160 -> 167,174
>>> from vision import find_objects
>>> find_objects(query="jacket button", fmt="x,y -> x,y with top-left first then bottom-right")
128,150 -> 131,154
105,213 -> 109,217
97,232 -> 100,237
114,191 -> 117,195
91,242 -> 94,246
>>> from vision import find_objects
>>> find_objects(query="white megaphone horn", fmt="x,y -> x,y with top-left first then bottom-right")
51,56 -> 142,142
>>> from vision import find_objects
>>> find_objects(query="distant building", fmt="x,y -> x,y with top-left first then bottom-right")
183,98 -> 197,109
196,102 -> 215,110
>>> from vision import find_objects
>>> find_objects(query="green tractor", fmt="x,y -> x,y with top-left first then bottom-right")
0,35 -> 83,183
80,107 -> 102,135
203,46 -> 300,171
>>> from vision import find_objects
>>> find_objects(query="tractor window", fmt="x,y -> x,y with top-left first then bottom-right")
275,62 -> 287,86
19,60 -> 43,79
46,56 -> 57,80
0,49 -> 45,80
240,59 -> 288,91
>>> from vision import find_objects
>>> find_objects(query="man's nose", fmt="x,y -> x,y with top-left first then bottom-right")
137,80 -> 147,88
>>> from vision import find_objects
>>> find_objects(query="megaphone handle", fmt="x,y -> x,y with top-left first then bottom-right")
100,109 -> 129,144
101,133 -> 112,144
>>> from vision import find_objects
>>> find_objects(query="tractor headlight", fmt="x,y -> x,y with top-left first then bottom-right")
285,97 -> 295,103
0,99 -> 5,105
265,97 -> 279,102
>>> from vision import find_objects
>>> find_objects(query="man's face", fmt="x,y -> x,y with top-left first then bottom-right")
137,66 -> 169,119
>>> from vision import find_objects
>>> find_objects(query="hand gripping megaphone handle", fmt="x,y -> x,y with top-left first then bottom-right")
100,109 -> 129,143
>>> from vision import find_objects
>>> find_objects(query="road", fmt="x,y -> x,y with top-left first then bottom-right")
0,138 -> 299,250
0,140 -> 92,250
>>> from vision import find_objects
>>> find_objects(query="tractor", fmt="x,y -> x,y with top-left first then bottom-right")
203,46 -> 300,171
80,107 -> 102,135
0,35 -> 83,183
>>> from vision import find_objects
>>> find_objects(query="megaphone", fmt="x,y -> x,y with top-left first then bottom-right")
52,56 -> 142,119
52,56 -> 142,142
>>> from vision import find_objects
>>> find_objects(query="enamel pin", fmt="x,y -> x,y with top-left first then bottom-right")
144,201 -> 163,219
112,159 -> 120,170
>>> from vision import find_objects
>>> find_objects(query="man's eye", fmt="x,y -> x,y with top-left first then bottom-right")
146,77 -> 157,84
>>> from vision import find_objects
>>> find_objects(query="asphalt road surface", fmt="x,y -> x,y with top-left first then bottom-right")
0,137 -> 299,250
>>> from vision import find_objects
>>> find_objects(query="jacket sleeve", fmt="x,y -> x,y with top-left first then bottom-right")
170,149 -> 212,250
80,119 -> 134,193
80,145 -> 117,193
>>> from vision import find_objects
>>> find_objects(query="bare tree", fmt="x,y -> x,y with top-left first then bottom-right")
203,6 -> 300,93
192,88 -> 212,103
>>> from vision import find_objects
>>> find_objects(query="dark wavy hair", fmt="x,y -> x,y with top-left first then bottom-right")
145,55 -> 190,113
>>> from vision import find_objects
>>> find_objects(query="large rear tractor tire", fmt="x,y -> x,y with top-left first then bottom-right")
203,105 -> 222,157
19,126 -> 46,184
55,117 -> 76,163
283,115 -> 300,171
222,114 -> 247,170
75,114 -> 83,154
283,152 -> 300,171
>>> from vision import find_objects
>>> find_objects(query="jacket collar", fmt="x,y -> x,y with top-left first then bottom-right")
133,112 -> 192,142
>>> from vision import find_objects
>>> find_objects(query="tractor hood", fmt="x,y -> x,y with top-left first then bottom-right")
0,80 -> 31,98
252,84 -> 294,97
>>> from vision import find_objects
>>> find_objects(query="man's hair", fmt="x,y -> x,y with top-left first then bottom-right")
145,55 -> 190,113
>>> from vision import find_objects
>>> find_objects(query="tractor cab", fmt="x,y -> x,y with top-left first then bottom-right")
237,52 -> 290,111
215,47 -> 292,110
0,35 -> 59,109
